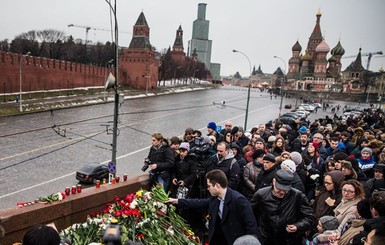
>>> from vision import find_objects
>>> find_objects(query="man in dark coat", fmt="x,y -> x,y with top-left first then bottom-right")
205,141 -> 240,189
167,169 -> 258,245
254,153 -> 278,191
251,170 -> 314,245
147,132 -> 175,190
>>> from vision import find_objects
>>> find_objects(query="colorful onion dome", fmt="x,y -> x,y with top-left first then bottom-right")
292,41 -> 302,52
315,39 -> 330,53
331,41 -> 345,56
328,56 -> 337,62
301,50 -> 312,61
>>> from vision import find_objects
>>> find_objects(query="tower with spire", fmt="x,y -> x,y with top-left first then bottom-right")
120,12 -> 159,90
171,25 -> 186,63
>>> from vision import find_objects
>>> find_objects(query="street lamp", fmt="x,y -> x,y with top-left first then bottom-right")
105,0 -> 119,177
274,55 -> 287,117
233,49 -> 252,131
19,52 -> 31,112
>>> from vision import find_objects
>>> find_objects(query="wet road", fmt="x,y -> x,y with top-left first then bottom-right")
0,87 -> 356,209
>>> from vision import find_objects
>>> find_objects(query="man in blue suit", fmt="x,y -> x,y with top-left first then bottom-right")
167,169 -> 258,245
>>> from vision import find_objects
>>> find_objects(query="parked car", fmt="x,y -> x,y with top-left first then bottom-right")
280,112 -> 299,120
76,163 -> 110,184
294,110 -> 308,118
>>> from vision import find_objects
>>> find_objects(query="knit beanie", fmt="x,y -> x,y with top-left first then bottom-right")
281,160 -> 296,173
361,147 -> 373,155
290,151 -> 303,166
310,142 -> 319,151
207,122 -> 217,131
319,215 -> 339,231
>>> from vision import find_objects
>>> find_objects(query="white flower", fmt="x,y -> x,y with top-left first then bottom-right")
167,225 -> 174,235
144,191 -> 152,201
310,174 -> 320,180
57,192 -> 63,201
129,199 -> 138,209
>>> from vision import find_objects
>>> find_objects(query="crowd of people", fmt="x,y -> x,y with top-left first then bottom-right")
147,106 -> 385,245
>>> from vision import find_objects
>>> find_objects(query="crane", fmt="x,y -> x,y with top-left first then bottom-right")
342,50 -> 383,70
67,24 -> 91,45
68,24 -> 131,45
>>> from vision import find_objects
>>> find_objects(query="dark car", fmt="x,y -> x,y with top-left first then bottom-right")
76,163 -> 110,184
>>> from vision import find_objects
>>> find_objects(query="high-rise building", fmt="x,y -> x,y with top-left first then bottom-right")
188,3 -> 221,80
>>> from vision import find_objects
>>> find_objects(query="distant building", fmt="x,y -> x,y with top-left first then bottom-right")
170,25 -> 186,63
188,3 -> 221,80
120,12 -> 159,90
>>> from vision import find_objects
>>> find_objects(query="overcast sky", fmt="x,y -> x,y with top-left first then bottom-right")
1,0 -> 384,76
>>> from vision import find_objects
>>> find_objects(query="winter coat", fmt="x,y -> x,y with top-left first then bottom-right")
357,156 -> 376,177
250,186 -> 315,245
313,171 -> 344,222
147,143 -> 175,180
171,154 -> 198,188
254,165 -> 278,191
205,151 -> 241,189
243,160 -> 262,199
334,198 -> 361,234
179,188 -> 258,245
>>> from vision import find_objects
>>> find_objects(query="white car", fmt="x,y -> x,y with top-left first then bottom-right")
295,110 -> 309,118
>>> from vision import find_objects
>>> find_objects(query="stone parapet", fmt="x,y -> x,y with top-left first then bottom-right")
0,175 -> 150,245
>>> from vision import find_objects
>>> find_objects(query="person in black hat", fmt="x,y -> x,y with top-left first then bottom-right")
364,163 -> 385,198
254,153 -> 278,192
251,170 -> 314,245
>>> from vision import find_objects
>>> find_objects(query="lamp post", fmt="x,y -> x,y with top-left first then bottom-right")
19,52 -> 31,112
274,55 -> 287,117
233,49 -> 252,131
105,0 -> 119,176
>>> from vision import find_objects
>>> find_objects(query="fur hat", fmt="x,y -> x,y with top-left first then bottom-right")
319,216 -> 339,231
361,147 -> 373,155
209,135 -> 216,144
290,151 -> 303,166
281,160 -> 296,173
207,122 -> 217,131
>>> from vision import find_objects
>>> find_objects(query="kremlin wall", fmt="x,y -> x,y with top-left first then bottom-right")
0,51 -> 109,94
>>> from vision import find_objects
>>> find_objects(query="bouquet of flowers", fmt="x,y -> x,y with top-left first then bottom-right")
60,185 -> 200,245
38,192 -> 66,203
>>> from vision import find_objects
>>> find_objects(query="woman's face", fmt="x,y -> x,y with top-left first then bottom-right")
334,161 -> 342,170
276,139 -> 283,148
152,137 -> 161,147
179,149 -> 188,158
341,184 -> 356,200
225,133 -> 231,142
324,175 -> 334,191
308,144 -> 315,154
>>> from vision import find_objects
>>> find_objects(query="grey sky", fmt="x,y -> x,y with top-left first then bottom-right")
1,0 -> 384,76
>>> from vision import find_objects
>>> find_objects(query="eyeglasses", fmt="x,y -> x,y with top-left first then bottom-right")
342,188 -> 355,194
225,125 -> 232,127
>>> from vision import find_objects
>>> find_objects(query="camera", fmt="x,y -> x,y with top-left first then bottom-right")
141,158 -> 153,172
103,223 -> 121,245
190,137 -> 211,169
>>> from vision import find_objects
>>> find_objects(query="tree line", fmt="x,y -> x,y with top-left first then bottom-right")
0,29 -> 210,83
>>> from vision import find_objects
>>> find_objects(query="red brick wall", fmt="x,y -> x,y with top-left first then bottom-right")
0,51 -> 110,94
